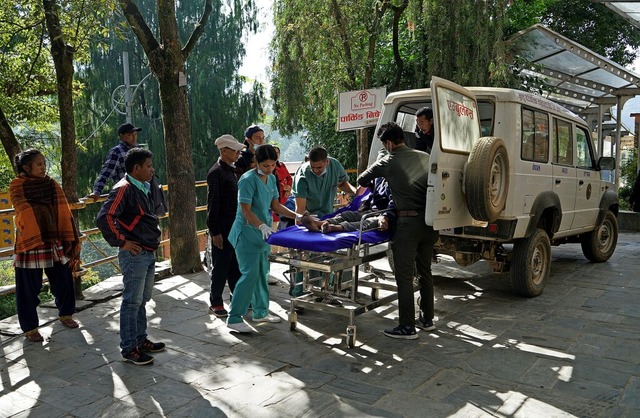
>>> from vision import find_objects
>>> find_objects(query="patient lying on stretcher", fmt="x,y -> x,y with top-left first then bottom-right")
300,177 -> 395,234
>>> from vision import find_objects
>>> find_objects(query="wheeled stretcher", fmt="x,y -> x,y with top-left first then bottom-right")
267,195 -> 400,348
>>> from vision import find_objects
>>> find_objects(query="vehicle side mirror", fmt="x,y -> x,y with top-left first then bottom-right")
598,156 -> 615,171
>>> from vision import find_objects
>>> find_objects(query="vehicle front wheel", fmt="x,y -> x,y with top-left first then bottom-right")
511,228 -> 551,297
580,210 -> 618,262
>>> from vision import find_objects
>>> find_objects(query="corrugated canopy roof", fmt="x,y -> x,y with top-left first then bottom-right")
509,24 -> 640,118
597,0 -> 640,30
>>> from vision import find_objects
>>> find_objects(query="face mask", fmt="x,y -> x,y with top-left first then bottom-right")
314,167 -> 327,177
257,167 -> 266,175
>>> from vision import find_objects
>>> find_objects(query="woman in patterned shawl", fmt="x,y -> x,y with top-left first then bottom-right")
10,149 -> 81,342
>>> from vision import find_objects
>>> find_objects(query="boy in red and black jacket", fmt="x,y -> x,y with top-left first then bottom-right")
96,147 -> 164,366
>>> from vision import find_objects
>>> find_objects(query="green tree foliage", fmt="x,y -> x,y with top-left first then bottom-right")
74,0 -> 263,233
271,0 -> 639,171
0,0 -> 117,198
116,0 -> 263,273
272,0 -> 409,171
0,3 -> 58,169
271,0 -> 511,170
619,148 -> 638,210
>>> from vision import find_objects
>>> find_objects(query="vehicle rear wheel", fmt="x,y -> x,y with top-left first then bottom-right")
580,210 -> 618,262
465,137 -> 510,222
511,228 -> 550,297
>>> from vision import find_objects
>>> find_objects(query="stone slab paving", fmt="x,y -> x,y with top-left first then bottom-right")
0,233 -> 639,417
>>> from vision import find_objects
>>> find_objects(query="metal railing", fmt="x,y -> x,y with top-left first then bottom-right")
0,170 -> 358,295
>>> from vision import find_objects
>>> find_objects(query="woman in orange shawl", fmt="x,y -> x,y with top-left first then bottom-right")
10,149 -> 81,342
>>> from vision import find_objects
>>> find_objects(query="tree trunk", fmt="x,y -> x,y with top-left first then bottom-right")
0,106 -> 21,174
118,0 -> 213,274
43,0 -> 81,298
42,0 -> 78,203
356,128 -> 369,175
155,67 -> 202,274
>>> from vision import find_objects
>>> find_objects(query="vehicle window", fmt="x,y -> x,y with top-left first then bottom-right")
576,127 -> 595,169
553,118 -> 573,165
521,107 -> 549,162
395,102 -> 432,149
478,100 -> 494,136
435,86 -> 480,153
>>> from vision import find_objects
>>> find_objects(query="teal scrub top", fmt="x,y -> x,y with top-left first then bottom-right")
292,157 -> 349,218
228,169 -> 279,253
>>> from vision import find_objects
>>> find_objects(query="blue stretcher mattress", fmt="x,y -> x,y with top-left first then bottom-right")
267,191 -> 392,252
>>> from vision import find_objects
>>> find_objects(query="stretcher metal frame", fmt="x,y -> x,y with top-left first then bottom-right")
268,211 -> 399,348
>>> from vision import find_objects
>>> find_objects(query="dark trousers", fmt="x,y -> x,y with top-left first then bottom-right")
15,263 -> 76,333
390,216 -> 439,327
209,234 -> 241,307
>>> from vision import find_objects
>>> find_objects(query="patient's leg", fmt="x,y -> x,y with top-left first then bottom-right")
323,211 -> 367,233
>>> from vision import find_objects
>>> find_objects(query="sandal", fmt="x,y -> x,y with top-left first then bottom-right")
25,330 -> 44,342
59,316 -> 79,329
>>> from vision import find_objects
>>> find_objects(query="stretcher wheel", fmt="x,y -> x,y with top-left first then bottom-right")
371,288 -> 379,301
288,311 -> 298,331
346,325 -> 356,348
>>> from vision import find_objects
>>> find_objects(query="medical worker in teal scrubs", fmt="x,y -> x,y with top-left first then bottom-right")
226,144 -> 301,333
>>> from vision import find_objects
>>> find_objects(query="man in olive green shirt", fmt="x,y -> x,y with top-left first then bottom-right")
357,122 -> 438,340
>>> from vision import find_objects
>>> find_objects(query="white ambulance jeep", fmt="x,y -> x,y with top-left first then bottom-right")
369,77 -> 618,297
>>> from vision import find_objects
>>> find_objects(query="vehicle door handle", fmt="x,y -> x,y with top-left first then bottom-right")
579,180 -> 584,185
555,179 -> 561,184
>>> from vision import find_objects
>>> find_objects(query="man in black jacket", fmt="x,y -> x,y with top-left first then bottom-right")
97,148 -> 164,365
414,107 -> 434,153
206,134 -> 245,317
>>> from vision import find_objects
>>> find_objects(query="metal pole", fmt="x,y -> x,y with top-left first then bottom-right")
615,97 -> 624,190
123,51 -> 132,124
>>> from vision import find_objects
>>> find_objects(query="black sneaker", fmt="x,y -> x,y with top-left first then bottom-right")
417,312 -> 436,331
208,306 -> 228,317
122,347 -> 154,365
138,338 -> 166,353
383,325 -> 418,340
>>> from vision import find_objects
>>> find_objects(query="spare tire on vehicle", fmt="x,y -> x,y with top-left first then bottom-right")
464,136 -> 509,222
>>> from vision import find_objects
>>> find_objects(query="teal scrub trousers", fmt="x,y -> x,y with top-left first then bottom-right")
227,247 -> 271,324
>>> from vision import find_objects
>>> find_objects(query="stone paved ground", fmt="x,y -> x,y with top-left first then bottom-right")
0,233 -> 639,417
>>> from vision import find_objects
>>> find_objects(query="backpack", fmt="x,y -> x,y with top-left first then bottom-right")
150,174 -> 168,217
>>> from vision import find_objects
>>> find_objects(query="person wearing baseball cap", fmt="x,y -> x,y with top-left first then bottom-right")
86,122 -> 142,200
206,134 -> 245,317
237,125 -> 265,169
215,134 -> 246,151
244,125 -> 265,149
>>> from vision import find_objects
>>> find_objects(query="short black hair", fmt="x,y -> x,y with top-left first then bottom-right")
124,148 -> 153,173
377,122 -> 405,145
416,107 -> 433,119
14,149 -> 43,174
255,144 -> 278,163
308,146 -> 328,162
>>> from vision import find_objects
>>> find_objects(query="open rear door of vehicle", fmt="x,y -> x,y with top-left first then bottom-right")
426,77 -> 481,230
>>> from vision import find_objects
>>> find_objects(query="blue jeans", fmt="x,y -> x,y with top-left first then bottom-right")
118,249 -> 155,355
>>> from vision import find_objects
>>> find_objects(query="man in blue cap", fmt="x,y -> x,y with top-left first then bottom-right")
236,125 -> 265,169
86,122 -> 141,200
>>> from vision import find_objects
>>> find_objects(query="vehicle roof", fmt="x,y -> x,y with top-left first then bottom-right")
384,86 -> 586,125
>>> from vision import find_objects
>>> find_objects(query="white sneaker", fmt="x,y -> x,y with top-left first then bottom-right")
252,314 -> 282,323
227,321 -> 256,333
